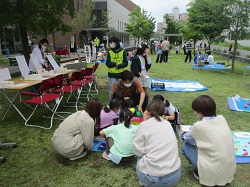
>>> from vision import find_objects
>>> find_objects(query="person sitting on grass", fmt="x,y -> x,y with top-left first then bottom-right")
181,95 -> 236,186
207,51 -> 214,64
100,109 -> 138,164
133,99 -> 181,187
51,99 -> 103,160
97,98 -> 122,135
152,94 -> 176,122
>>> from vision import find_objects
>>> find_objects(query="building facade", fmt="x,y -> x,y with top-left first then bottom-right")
53,0 -> 136,49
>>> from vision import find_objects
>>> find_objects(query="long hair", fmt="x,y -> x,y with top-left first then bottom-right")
119,109 -> 133,128
85,99 -> 103,128
146,100 -> 165,122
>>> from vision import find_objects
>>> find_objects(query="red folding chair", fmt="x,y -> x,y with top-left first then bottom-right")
84,63 -> 99,96
21,78 -> 64,129
53,73 -> 84,111
71,68 -> 93,101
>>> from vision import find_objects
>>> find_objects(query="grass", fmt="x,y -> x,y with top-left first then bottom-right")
216,42 -> 250,51
0,51 -> 250,186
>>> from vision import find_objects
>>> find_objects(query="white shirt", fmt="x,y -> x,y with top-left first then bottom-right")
208,55 -> 214,64
29,45 -> 44,72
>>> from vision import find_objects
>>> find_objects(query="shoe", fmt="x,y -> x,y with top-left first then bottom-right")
193,169 -> 199,180
102,151 -> 110,161
139,180 -> 144,186
69,150 -> 88,160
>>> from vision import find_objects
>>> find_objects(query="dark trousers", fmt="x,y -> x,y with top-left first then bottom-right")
160,50 -> 169,63
156,54 -> 162,63
185,51 -> 192,62
131,93 -> 148,112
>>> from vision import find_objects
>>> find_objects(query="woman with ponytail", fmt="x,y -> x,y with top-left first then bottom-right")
99,109 -> 138,164
133,100 -> 181,187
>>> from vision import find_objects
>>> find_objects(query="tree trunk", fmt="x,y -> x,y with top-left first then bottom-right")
231,38 -> 238,72
16,0 -> 30,64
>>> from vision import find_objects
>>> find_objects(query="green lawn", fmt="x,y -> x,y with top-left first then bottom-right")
0,52 -> 250,186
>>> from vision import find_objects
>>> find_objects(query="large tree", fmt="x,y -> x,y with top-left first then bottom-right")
226,0 -> 250,72
0,0 -> 75,62
164,14 -> 182,44
187,0 -> 230,41
125,6 -> 155,47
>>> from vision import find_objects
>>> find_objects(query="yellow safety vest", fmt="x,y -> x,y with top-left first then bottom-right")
108,50 -> 124,74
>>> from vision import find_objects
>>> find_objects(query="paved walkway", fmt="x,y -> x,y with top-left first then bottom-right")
0,49 -> 86,76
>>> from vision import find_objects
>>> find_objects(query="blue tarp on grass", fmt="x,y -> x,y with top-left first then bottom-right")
227,97 -> 250,112
149,78 -> 208,92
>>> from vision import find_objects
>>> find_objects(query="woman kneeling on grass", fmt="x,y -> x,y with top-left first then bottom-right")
133,100 -> 181,187
181,95 -> 236,186
51,99 -> 103,160
100,109 -> 138,164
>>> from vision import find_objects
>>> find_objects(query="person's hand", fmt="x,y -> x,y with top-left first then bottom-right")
137,105 -> 143,113
139,73 -> 143,77
163,116 -> 168,120
116,63 -> 119,69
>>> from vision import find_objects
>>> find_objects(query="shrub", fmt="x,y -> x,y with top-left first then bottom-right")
235,51 -> 240,55
223,49 -> 227,53
212,48 -> 217,51
0,58 -> 9,65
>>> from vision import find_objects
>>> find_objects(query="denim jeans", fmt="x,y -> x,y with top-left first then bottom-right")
136,157 -> 181,187
181,142 -> 198,169
109,77 -> 120,100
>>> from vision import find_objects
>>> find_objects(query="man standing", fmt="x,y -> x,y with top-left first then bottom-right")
184,39 -> 193,63
160,38 -> 170,64
94,37 -> 100,54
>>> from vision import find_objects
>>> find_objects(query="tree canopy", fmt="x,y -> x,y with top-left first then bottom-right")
0,0 -> 75,61
125,6 -> 155,47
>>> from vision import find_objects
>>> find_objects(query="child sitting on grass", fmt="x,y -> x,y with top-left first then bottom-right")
133,99 -> 181,187
152,94 -> 176,122
97,98 -> 122,135
99,109 -> 138,164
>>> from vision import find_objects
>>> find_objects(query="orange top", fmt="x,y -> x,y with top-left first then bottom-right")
112,78 -> 144,97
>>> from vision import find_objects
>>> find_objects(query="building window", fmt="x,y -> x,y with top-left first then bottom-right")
92,2 -> 107,28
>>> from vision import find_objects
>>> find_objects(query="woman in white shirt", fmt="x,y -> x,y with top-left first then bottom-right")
133,100 -> 181,187
29,38 -> 49,72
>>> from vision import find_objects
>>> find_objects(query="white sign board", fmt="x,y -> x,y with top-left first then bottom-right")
30,54 -> 43,71
0,68 -> 11,81
16,55 -> 30,77
46,55 -> 59,69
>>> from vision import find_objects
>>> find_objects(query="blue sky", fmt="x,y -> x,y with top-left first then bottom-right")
131,0 -> 191,22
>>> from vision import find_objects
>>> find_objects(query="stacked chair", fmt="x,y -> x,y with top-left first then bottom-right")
53,73 -> 84,111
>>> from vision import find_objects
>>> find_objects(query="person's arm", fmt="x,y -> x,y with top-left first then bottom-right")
79,117 -> 94,150
117,50 -> 128,69
33,47 -> 45,65
133,125 -> 146,157
111,82 -> 119,96
131,57 -> 140,77
99,129 -> 105,137
106,52 -> 116,68
164,113 -> 175,121
135,79 -> 145,113
182,126 -> 197,146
